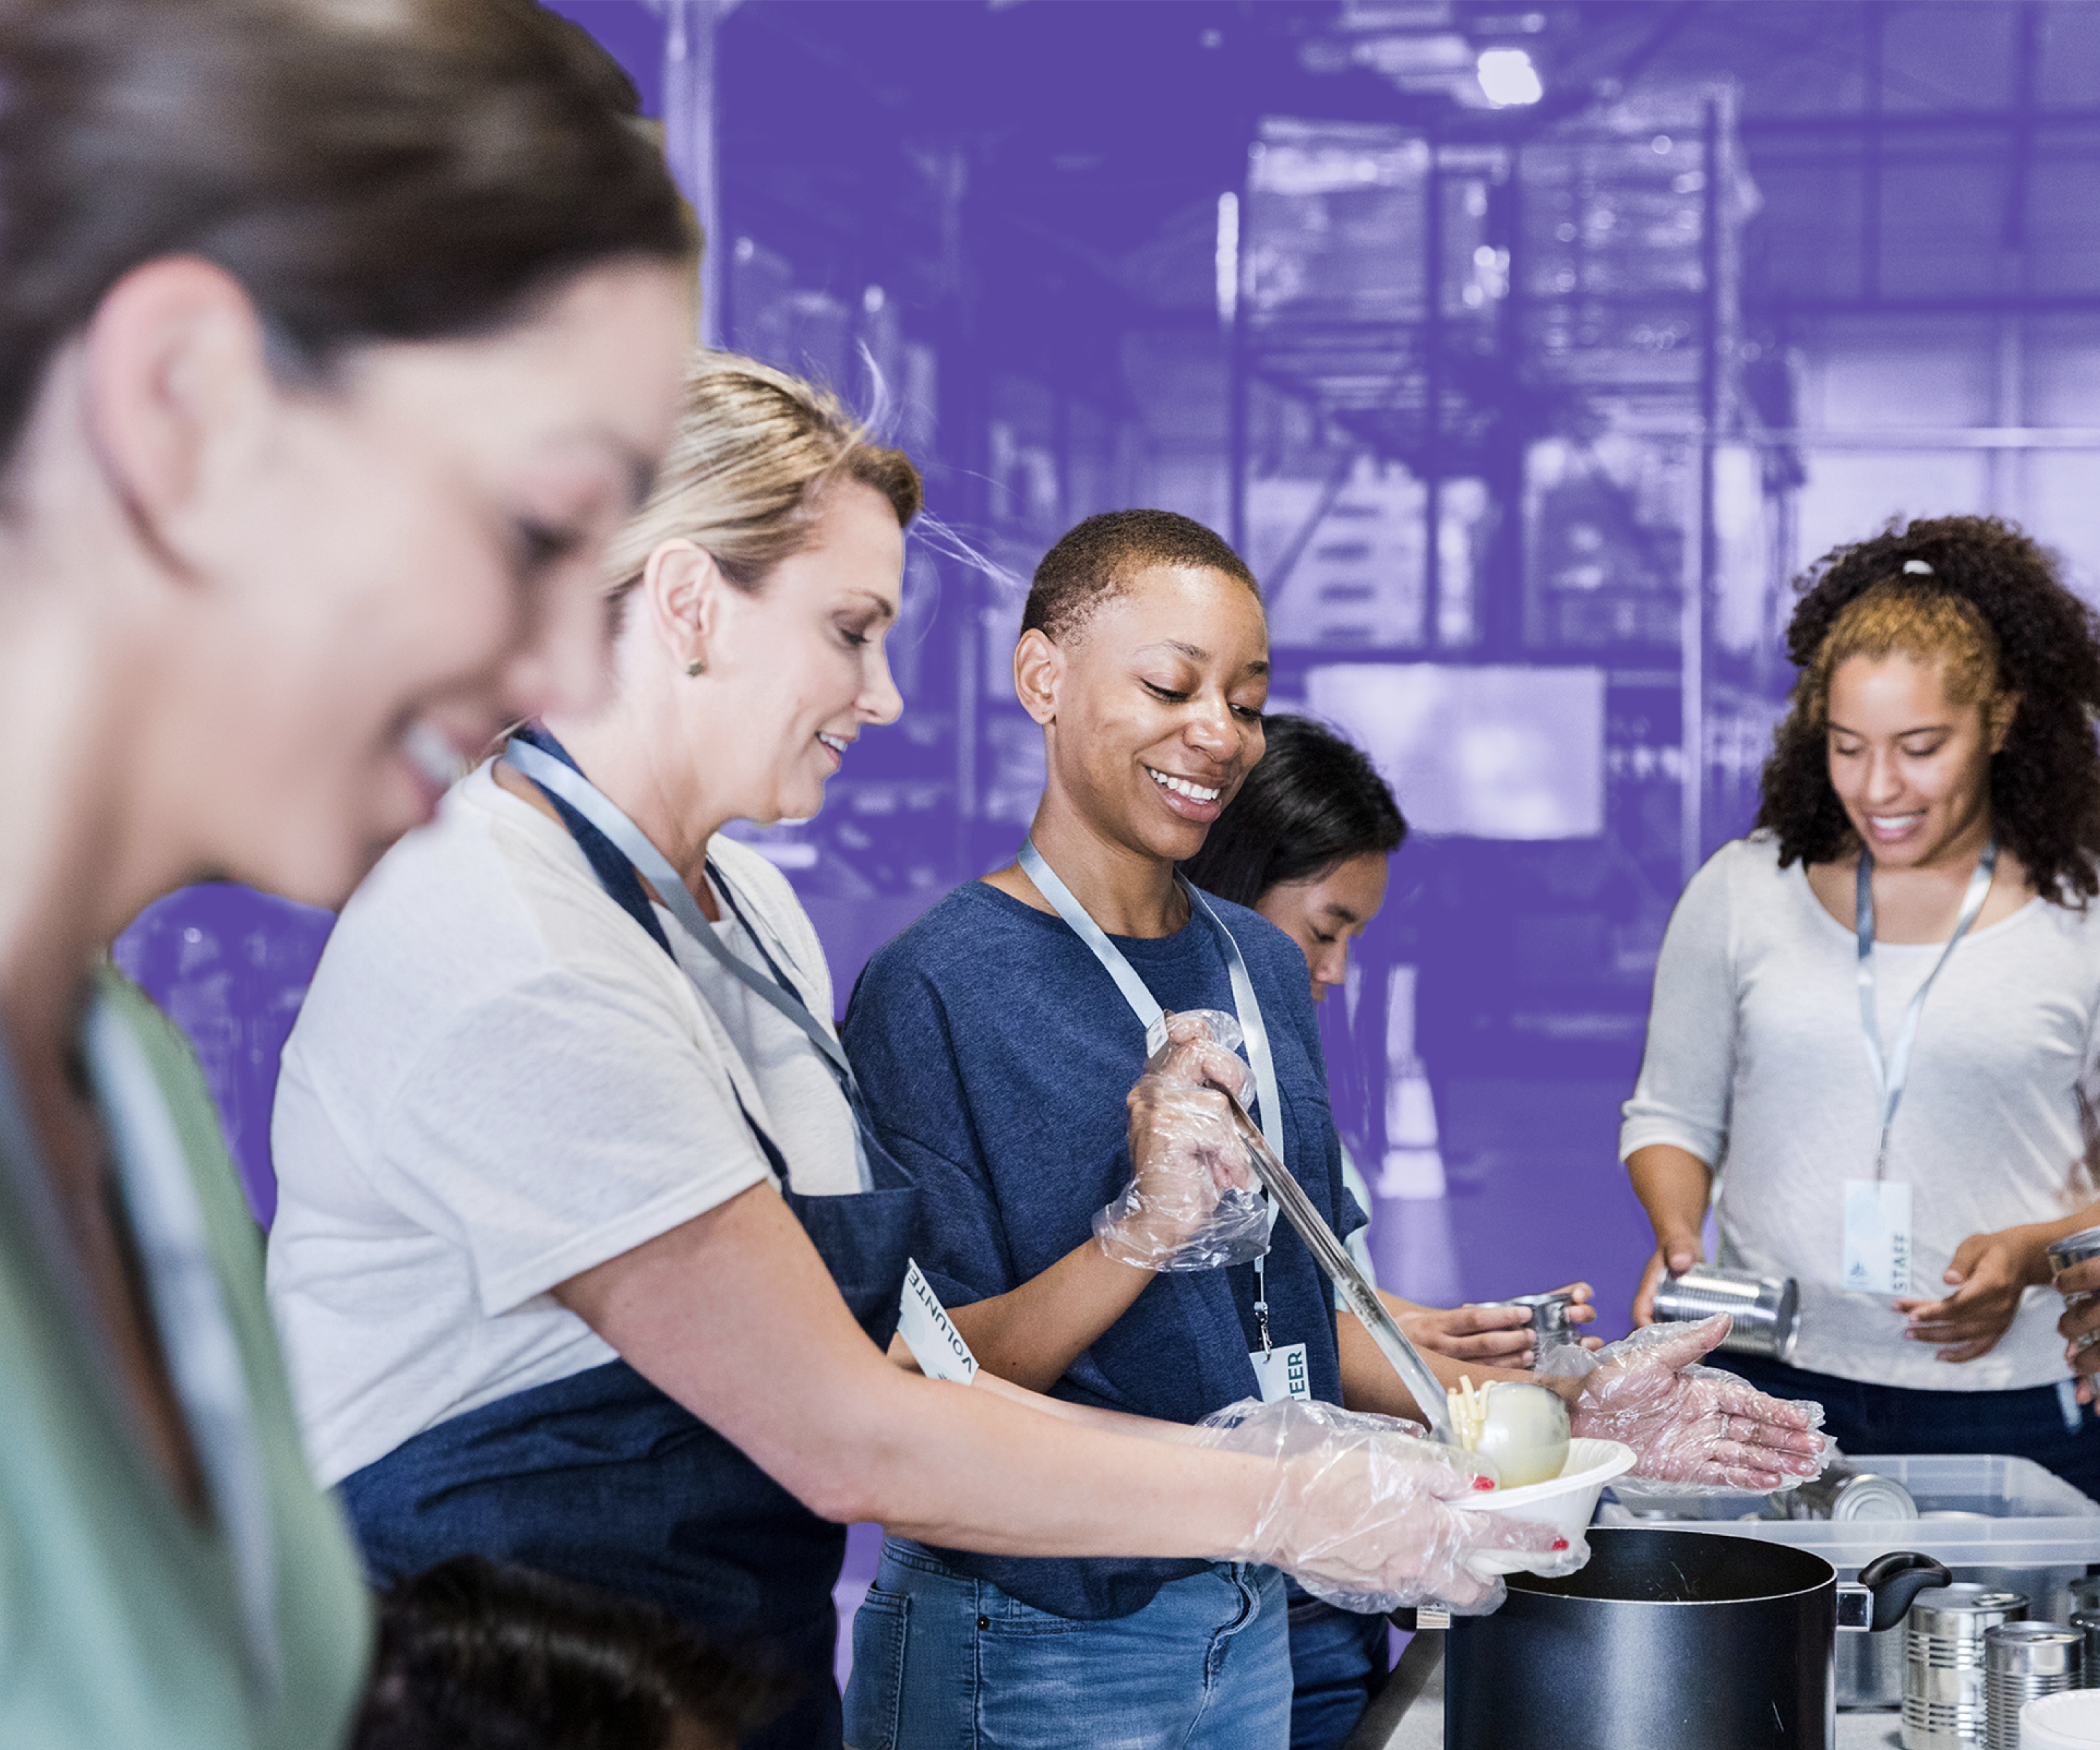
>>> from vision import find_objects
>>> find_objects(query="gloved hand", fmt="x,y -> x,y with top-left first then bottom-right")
1195,1396 -> 1580,1615
1097,1011 -> 1268,1272
1567,1315 -> 1828,1493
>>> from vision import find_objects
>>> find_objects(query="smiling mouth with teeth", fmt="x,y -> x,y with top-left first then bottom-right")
819,732 -> 848,755
1147,766 -> 1221,803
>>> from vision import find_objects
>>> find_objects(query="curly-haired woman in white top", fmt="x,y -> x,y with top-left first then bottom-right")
1625,514 -> 2100,1490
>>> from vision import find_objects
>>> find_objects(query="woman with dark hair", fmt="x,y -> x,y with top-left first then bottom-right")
0,2 -> 696,1742
1183,714 -> 1599,1749
1625,514 -> 2100,1489
1179,712 -> 1407,919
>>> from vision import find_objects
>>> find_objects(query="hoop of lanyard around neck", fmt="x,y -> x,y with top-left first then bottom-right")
1856,836 -> 1996,1179
503,736 -> 874,1193
85,996 -> 282,1699
1016,839 -> 1287,1352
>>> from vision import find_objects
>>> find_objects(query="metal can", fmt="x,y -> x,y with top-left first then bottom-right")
1651,1263 -> 1800,1362
1479,1290 -> 1582,1365
2048,1228 -> 2100,1313
1984,1623 -> 2081,1750
2070,1609 -> 2100,1690
1782,1457 -> 1919,1522
1905,1587 -> 2028,1750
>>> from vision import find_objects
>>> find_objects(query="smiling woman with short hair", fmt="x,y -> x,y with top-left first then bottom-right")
843,509 -> 1820,1750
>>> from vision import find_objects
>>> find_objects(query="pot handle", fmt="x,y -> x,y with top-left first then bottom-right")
1851,1552 -> 1954,1632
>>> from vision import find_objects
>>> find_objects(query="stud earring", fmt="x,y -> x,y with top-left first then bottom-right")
685,658 -> 707,677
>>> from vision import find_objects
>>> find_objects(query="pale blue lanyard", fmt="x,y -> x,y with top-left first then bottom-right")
504,739 -> 873,1192
1016,839 -> 1285,1345
1856,837 -> 1996,1177
83,994 -> 281,1699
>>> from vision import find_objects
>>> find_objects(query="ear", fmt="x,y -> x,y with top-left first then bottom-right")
80,257 -> 275,576
1989,690 -> 2021,754
639,538 -> 723,671
1013,627 -> 1063,727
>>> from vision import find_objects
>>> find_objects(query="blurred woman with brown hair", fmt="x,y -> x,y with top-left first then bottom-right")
0,1 -> 697,1743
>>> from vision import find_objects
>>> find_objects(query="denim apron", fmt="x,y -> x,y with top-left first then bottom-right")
339,728 -> 916,1750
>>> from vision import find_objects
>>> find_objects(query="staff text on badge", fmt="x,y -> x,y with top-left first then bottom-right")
1842,1179 -> 1914,1298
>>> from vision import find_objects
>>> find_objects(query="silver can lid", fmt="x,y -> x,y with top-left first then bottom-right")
2048,1226 -> 2100,1274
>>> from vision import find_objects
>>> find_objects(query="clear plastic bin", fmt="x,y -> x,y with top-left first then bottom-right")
1597,1455 -> 2100,1709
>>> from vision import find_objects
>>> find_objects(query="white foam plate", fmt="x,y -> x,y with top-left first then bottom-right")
1452,1437 -> 1637,1577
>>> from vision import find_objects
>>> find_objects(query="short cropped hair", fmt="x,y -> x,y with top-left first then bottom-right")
1022,509 -> 1260,643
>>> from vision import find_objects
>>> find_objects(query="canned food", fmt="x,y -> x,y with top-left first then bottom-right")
1651,1264 -> 1800,1361
1781,1458 -> 1918,1522
2048,1228 -> 2100,1312
1984,1622 -> 2082,1750
2069,1608 -> 2100,1690
1479,1291 -> 1582,1363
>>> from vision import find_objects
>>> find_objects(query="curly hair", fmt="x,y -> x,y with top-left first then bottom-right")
1755,514 -> 2100,905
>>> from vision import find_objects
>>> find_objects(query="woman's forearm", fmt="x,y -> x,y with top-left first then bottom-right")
1336,1313 -> 1539,1419
559,1184 -> 1260,1556
851,1370 -> 1270,1552
969,1369 -> 1203,1443
1628,1144 -> 1713,1252
945,1235 -> 1155,1394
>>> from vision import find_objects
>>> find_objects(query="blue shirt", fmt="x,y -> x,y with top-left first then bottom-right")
844,879 -> 1364,1620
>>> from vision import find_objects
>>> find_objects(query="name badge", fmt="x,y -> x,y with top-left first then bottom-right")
898,1258 -> 979,1385
1842,1180 -> 1914,1297
1249,1342 -> 1311,1404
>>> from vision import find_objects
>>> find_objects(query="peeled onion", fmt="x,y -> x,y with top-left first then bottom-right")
1449,1380 -> 1570,1489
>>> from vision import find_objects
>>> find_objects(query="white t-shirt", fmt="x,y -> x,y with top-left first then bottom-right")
266,761 -> 858,1485
1620,835 -> 2100,1393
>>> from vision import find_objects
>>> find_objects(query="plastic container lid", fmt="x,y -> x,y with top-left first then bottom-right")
2022,1689 -> 2100,1747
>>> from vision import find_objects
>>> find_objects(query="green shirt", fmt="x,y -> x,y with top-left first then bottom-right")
0,973 -> 370,1749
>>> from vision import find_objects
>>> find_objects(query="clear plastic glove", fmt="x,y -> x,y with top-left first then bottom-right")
1564,1314 -> 1828,1493
1195,1396 -> 1581,1616
1096,1010 -> 1269,1272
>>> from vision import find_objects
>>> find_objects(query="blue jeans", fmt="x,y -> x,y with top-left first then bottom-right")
844,1537 -> 1292,1750
1285,1584 -> 1388,1750
1718,1354 -> 2100,1500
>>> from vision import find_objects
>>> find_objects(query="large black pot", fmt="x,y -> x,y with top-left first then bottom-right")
1439,1528 -> 1949,1750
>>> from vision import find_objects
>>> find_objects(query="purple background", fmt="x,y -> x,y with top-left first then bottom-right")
109,0 -> 2100,1675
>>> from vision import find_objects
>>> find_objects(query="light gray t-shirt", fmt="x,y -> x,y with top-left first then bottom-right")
267,761 -> 858,1486
1620,835 -> 2100,1392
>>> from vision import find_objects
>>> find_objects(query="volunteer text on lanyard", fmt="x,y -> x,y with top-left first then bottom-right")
1842,838 -> 1997,1297
1017,840 -> 1305,1405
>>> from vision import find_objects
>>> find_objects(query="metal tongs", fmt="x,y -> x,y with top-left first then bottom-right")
1152,1036 -> 1460,1447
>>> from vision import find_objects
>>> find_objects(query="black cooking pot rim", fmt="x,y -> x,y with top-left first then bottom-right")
1507,1527 -> 1835,1606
